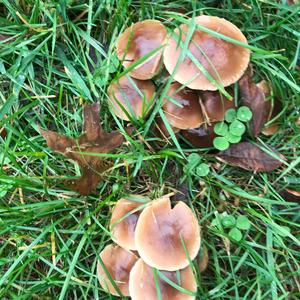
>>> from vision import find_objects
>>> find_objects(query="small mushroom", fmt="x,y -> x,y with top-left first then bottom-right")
163,15 -> 250,90
163,82 -> 204,130
108,75 -> 155,121
135,196 -> 201,271
116,20 -> 168,80
110,196 -> 148,250
200,90 -> 235,122
129,259 -> 197,300
181,124 -> 215,148
97,244 -> 138,297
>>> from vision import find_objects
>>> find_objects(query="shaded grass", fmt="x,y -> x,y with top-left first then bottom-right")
0,0 -> 300,299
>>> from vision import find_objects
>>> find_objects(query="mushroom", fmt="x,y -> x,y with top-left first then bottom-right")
135,196 -> 201,271
152,116 -> 180,139
108,75 -> 155,121
163,82 -> 204,130
110,195 -> 148,250
129,259 -> 197,300
181,124 -> 215,148
163,15 -> 250,90
200,90 -> 235,122
116,20 -> 168,80
97,244 -> 138,297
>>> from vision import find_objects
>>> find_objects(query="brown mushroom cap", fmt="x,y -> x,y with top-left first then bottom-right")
152,116 -> 180,139
181,124 -> 215,148
163,82 -> 204,129
108,75 -> 155,121
110,196 -> 148,250
135,196 -> 201,271
116,20 -> 167,80
200,90 -> 235,122
163,15 -> 250,90
97,244 -> 138,297
129,259 -> 197,300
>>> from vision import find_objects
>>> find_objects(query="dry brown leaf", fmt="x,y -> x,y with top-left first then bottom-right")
281,189 -> 300,204
287,0 -> 299,5
256,80 -> 283,136
239,75 -> 271,137
0,127 -> 6,139
198,245 -> 209,273
41,103 -> 131,195
216,142 -> 284,172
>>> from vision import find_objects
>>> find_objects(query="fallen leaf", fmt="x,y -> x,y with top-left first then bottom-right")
262,123 -> 280,136
0,127 -> 6,138
41,103 -> 131,195
256,80 -> 283,136
216,142 -> 284,172
280,189 -> 300,204
239,75 -> 271,137
0,34 -> 9,42
287,0 -> 298,5
198,245 -> 209,273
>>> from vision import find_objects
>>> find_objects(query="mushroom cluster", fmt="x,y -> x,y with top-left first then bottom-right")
108,15 -> 250,147
97,194 -> 203,299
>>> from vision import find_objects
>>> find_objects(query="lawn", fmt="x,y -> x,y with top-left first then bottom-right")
0,0 -> 300,299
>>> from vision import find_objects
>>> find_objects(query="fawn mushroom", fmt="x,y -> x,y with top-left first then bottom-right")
200,90 -> 235,122
152,116 -> 180,139
163,15 -> 250,90
116,20 -> 167,80
97,244 -> 138,297
110,195 -> 148,250
129,259 -> 197,300
181,124 -> 215,148
135,196 -> 201,271
163,82 -> 204,129
108,75 -> 155,121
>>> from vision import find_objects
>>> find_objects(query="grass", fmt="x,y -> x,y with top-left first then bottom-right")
0,0 -> 300,299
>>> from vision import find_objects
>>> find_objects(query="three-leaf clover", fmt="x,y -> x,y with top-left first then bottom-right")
184,153 -> 210,177
237,106 -> 253,122
213,106 -> 253,151
211,213 -> 251,243
236,215 -> 251,230
229,228 -> 243,242
213,137 -> 229,151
